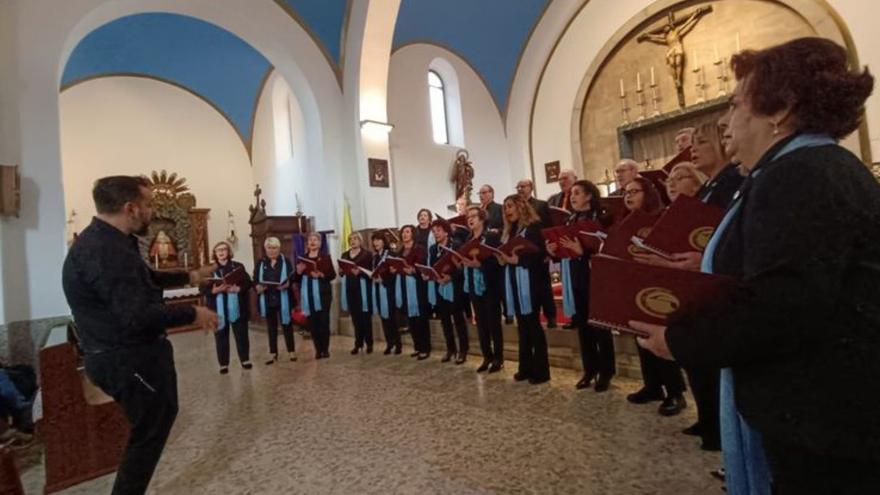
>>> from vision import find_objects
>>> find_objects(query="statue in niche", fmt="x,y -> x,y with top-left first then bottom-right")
637,6 -> 712,108
149,230 -> 178,268
451,149 -> 474,205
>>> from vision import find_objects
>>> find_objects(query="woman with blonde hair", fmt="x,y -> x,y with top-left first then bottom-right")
665,162 -> 707,202
496,194 -> 550,384
203,241 -> 252,373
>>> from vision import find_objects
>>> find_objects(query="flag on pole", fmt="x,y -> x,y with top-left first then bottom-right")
341,196 -> 353,253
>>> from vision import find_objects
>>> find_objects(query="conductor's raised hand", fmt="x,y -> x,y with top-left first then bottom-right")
194,306 -> 219,331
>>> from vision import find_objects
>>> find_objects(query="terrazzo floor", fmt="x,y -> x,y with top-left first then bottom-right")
22,331 -> 723,494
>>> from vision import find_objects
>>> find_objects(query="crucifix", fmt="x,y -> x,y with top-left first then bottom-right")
249,184 -> 266,221
637,6 -> 712,108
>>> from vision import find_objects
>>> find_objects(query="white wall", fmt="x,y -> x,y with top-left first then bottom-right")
388,44 -> 513,223
60,77 -> 257,269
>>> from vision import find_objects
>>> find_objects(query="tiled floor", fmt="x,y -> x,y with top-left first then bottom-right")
22,331 -> 722,494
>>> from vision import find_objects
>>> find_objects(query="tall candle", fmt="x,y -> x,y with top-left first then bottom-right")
619,78 -> 625,97
735,32 -> 741,53
650,66 -> 655,86
184,252 -> 188,269
636,72 -> 642,91
154,254 -> 159,269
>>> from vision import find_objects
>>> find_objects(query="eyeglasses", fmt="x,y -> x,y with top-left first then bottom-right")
623,189 -> 644,196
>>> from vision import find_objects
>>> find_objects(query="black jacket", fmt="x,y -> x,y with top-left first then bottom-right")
341,248 -> 373,313
483,202 -> 504,232
201,260 -> 252,319
528,197 -> 551,227
698,162 -> 745,210
294,254 -> 336,311
667,137 -> 880,460
62,218 -> 194,353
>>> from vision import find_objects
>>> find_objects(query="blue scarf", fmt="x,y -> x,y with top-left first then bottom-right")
560,258 -> 575,317
259,258 -> 290,325
341,276 -> 370,313
426,246 -> 437,306
395,274 -> 421,317
503,228 -> 533,317
300,257 -> 323,316
372,250 -> 390,319
214,265 -> 240,330
463,266 -> 486,297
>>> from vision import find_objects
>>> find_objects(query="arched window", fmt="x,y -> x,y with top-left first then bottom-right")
428,70 -> 449,145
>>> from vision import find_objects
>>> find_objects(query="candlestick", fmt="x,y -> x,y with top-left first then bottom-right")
154,254 -> 159,269
619,78 -> 625,98
693,62 -> 705,104
636,90 -> 646,121
184,252 -> 188,269
650,66 -> 656,86
636,72 -> 642,92
620,92 -> 630,125
715,57 -> 729,96
650,85 -> 660,117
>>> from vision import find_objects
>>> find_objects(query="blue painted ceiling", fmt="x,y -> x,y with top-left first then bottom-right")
393,0 -> 549,114
276,0 -> 349,67
62,13 -> 272,146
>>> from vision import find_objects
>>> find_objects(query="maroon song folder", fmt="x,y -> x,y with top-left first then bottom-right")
384,256 -> 409,274
548,206 -> 570,227
588,254 -> 736,336
432,249 -> 458,275
542,220 -> 604,258
337,258 -> 362,277
662,146 -> 693,173
210,266 -> 248,286
634,195 -> 725,258
455,237 -> 484,260
414,264 -> 444,282
599,210 -> 661,260
481,236 -> 540,258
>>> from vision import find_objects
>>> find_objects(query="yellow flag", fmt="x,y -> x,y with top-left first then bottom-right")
341,197 -> 353,252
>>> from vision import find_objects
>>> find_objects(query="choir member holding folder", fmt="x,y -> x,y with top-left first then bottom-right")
370,232 -> 401,355
296,232 -> 337,359
340,232 -> 374,355
203,241 -> 252,374
496,194 -> 550,384
396,225 -> 431,360
424,219 -> 469,364
458,206 -> 504,373
618,178 -> 688,415
634,38 -> 880,493
254,236 -> 297,364
545,180 -> 615,392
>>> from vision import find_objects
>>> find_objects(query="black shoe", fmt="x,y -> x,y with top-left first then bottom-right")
710,468 -> 726,482
410,351 -> 420,358
488,361 -> 503,373
265,355 -> 277,365
477,359 -> 491,372
504,317 -> 514,325
529,376 -> 549,385
219,366 -> 229,375
546,321 -> 558,329
384,346 -> 392,355
441,352 -> 454,363
682,423 -> 702,436
366,346 -> 373,354
350,348 -> 360,355
513,372 -> 530,382
626,388 -> 664,404
562,322 -> 576,330
417,353 -> 429,360
323,351 -> 331,359
394,345 -> 402,355
594,375 -> 611,392
658,395 -> 687,416
455,353 -> 467,365
316,352 -> 323,360
576,372 -> 596,390
241,361 -> 253,370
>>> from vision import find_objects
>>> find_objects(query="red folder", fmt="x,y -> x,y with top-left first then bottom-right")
599,196 -> 627,226
662,146 -> 693,173
210,266 -> 248,286
639,169 -> 671,205
436,213 -> 469,231
337,258 -> 361,277
414,263 -> 444,282
588,254 -> 736,336
494,236 -> 540,257
542,220 -> 604,258
371,259 -> 390,279
599,210 -> 661,260
548,206 -> 570,227
384,256 -> 409,274
456,237 -> 484,261
635,195 -> 725,257
432,250 -> 458,275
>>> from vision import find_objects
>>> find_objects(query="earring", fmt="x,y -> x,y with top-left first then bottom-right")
772,121 -> 780,136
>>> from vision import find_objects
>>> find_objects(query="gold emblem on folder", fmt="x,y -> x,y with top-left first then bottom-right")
688,226 -> 715,250
635,287 -> 680,319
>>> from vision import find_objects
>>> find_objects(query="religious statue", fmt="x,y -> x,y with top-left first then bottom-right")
149,230 -> 178,268
637,6 -> 712,108
451,149 -> 474,205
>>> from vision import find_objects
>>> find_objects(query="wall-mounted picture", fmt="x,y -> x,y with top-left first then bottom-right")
368,158 -> 389,188
544,160 -> 560,183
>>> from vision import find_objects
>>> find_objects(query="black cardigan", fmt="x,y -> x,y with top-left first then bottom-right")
202,260 -> 252,319
666,137 -> 880,460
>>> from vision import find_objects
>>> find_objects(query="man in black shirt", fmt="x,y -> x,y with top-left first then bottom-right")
477,184 -> 504,233
62,176 -> 217,495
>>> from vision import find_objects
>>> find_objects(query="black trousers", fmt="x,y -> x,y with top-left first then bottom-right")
436,298 -> 469,354
379,314 -> 401,349
685,366 -> 720,445
351,310 -> 373,349
84,339 -> 178,495
472,292 -> 503,362
516,313 -> 550,381
764,437 -> 880,495
636,344 -> 685,396
573,312 -> 615,378
265,306 -> 295,355
214,317 -> 250,367
537,264 -> 557,325
408,315 -> 430,354
308,309 -> 331,355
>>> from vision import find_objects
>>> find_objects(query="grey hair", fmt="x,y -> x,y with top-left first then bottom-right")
264,236 -> 281,248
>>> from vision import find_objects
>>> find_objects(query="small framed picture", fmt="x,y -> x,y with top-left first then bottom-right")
545,160 -> 561,183
368,158 -> 389,188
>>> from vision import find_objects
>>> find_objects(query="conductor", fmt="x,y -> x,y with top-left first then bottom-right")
62,175 -> 218,494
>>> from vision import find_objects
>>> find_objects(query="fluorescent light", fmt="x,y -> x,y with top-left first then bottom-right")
359,120 -> 394,134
